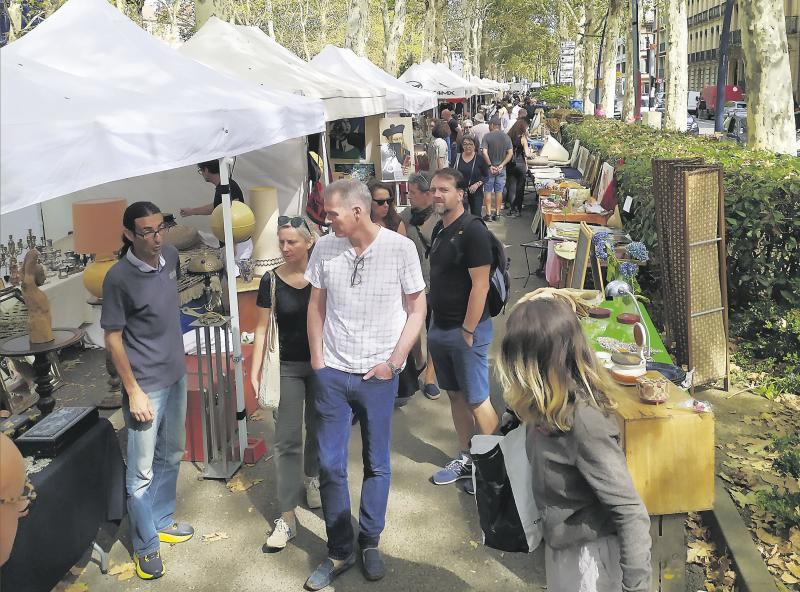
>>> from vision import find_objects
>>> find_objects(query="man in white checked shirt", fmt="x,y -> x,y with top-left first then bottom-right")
304,179 -> 426,591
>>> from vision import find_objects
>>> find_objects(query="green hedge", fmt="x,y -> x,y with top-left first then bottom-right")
534,85 -> 576,108
561,118 -> 800,311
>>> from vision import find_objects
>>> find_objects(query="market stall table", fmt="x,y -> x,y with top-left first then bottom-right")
0,328 -> 85,415
1,418 -> 126,592
581,295 -> 715,591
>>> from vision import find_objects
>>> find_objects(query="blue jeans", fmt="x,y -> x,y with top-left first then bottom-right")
123,375 -> 187,557
314,367 -> 397,560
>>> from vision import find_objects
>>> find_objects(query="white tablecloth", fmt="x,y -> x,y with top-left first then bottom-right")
41,272 -> 94,330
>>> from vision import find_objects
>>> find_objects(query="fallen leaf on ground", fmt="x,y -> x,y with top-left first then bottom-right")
790,527 -> 800,552
688,540 -> 715,564
201,532 -> 230,543
63,584 -> 88,592
108,562 -> 136,581
226,474 -> 264,492
756,527 -> 783,546
787,562 -> 800,579
781,572 -> 798,584
469,540 -> 478,549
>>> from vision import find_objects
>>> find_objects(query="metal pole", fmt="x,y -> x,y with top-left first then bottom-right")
218,157 -> 248,459
595,4 -> 611,115
714,0 -> 735,132
632,0 -> 641,120
320,130 -> 331,188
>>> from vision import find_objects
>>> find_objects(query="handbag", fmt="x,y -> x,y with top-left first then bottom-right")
257,270 -> 281,409
471,424 -> 542,553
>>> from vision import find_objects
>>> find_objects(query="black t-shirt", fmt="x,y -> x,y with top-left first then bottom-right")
455,154 -> 490,193
429,212 -> 493,328
213,178 -> 244,209
255,271 -> 312,362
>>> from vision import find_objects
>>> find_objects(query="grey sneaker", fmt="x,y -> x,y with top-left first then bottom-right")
306,476 -> 322,509
266,517 -> 295,549
432,457 -> 472,485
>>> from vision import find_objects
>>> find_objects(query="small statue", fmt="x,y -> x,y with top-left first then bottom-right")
8,258 -> 20,286
21,249 -> 54,344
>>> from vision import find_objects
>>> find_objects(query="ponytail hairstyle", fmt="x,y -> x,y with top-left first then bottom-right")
119,201 -> 161,258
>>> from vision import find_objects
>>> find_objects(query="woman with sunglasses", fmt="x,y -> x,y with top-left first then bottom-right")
250,215 -> 321,551
368,181 -> 406,236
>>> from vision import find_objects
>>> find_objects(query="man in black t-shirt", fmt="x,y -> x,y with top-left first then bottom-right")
180,160 -> 244,218
427,168 -> 499,493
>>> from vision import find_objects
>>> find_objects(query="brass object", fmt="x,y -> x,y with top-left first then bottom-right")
187,252 -> 223,274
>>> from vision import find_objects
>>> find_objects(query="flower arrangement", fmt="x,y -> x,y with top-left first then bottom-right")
592,233 -> 650,294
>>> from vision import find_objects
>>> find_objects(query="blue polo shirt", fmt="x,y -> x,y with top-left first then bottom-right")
101,244 -> 186,392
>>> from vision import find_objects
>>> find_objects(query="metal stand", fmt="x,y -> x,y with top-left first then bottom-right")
192,316 -> 241,480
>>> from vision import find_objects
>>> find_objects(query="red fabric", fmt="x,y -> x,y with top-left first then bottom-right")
600,177 -> 617,212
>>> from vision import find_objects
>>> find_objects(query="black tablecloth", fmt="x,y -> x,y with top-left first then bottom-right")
1,418 -> 126,592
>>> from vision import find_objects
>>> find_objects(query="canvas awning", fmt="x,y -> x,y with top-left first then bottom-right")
0,0 -> 326,215
180,19 -> 386,122
311,45 -> 437,115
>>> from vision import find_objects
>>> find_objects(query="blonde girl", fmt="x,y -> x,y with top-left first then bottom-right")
497,296 -> 652,592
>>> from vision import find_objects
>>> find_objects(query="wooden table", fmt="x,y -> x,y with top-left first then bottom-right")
581,296 -> 715,591
541,208 -> 611,226
0,327 -> 85,415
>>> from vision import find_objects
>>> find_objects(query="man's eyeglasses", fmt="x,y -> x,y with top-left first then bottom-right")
0,478 -> 37,517
277,216 -> 311,232
134,223 -> 168,239
372,199 -> 393,207
351,254 -> 366,287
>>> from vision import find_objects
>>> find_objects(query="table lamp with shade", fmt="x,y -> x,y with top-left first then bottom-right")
72,198 -> 127,299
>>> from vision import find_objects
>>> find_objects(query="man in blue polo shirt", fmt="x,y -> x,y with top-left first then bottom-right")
102,201 -> 193,581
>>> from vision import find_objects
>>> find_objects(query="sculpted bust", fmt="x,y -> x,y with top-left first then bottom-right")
21,249 -> 53,344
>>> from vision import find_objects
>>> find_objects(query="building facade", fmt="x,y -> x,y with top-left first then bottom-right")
685,0 -> 800,100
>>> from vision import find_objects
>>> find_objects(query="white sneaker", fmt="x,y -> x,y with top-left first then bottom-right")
266,517 -> 295,549
305,476 -> 322,509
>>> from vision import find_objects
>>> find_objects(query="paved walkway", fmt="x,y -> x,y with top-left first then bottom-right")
64,205 -> 550,591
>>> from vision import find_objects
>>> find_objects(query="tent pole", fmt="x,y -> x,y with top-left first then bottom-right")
219,157 -> 248,462
320,130 -> 331,188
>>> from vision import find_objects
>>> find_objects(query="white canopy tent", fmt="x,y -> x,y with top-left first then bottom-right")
428,62 -> 480,97
0,0 -> 327,458
399,62 -> 465,99
0,0 -> 325,215
469,75 -> 500,95
310,45 -> 437,115
180,18 -> 386,122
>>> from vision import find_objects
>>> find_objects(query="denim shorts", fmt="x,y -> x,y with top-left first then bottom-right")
427,318 -> 492,405
484,168 -> 507,193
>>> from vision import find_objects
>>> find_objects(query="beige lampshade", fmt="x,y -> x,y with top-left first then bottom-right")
72,198 -> 127,255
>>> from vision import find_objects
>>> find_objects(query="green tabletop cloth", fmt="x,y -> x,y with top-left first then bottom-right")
581,296 -> 673,365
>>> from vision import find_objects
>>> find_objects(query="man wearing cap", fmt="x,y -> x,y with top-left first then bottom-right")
471,113 -> 490,148
480,117 -> 513,221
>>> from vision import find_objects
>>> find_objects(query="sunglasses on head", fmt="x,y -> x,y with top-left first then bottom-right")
372,199 -> 392,206
278,216 -> 310,231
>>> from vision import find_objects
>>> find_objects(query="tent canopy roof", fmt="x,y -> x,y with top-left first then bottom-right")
180,19 -> 386,121
311,45 -> 436,114
0,0 -> 325,215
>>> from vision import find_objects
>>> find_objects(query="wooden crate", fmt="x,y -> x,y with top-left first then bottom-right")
608,372 -> 715,515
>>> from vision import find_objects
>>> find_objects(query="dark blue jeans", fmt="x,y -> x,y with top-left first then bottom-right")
314,366 -> 398,560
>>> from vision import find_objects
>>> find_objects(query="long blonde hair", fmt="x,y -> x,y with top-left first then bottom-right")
497,297 -> 620,432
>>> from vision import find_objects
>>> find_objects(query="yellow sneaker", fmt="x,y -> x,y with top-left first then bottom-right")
134,551 -> 164,580
157,522 -> 194,544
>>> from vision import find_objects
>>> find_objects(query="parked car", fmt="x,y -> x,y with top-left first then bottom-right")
723,113 -> 747,144
722,101 -> 747,118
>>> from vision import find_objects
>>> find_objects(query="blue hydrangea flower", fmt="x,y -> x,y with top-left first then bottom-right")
620,261 -> 639,279
592,232 -> 610,260
624,241 -> 649,262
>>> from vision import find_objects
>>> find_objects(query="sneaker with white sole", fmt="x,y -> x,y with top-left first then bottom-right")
266,517 -> 295,550
305,477 -> 321,509
432,457 -> 472,485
